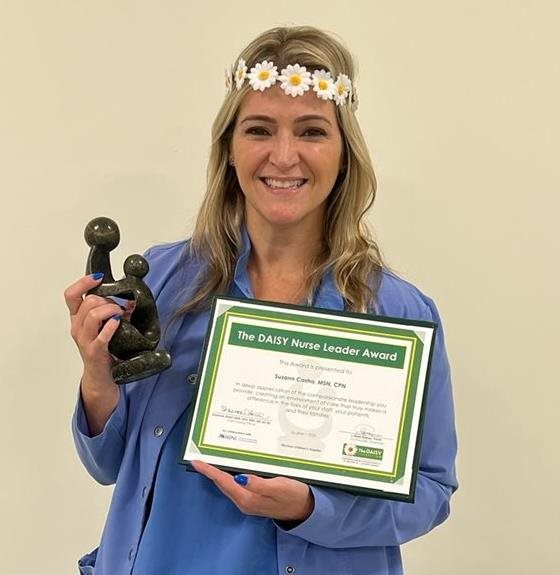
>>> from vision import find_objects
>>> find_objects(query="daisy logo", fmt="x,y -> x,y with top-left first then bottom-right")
343,444 -> 384,460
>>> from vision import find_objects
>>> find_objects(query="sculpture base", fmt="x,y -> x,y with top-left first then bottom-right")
112,350 -> 172,385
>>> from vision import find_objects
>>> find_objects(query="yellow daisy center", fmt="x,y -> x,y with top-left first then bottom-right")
318,79 -> 328,90
290,75 -> 302,86
338,84 -> 346,95
259,70 -> 270,81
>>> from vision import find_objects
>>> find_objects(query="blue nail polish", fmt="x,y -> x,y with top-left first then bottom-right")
234,474 -> 248,487
111,314 -> 122,321
91,272 -> 104,281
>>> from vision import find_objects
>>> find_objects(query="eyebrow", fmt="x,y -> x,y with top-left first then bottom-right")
239,114 -> 333,127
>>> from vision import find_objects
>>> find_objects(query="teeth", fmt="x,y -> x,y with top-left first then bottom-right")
264,178 -> 305,189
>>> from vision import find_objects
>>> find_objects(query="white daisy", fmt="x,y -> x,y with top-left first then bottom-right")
248,60 -> 278,91
334,74 -> 352,105
312,69 -> 335,101
234,58 -> 248,90
224,65 -> 233,92
279,64 -> 312,97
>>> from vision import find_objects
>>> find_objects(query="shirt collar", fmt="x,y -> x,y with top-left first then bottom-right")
232,226 -> 254,298
313,269 -> 345,311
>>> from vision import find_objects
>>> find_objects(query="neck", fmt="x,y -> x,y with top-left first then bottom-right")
244,220 -> 325,304
246,220 -> 323,269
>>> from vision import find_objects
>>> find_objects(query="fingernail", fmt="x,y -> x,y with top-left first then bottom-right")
91,272 -> 104,281
234,474 -> 248,487
111,314 -> 122,321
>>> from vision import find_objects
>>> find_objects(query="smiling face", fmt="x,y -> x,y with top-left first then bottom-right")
230,86 -> 344,238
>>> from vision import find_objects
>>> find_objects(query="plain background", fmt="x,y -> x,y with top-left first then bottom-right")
1,1 -> 559,573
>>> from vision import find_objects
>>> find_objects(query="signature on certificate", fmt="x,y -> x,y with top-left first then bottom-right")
219,405 -> 272,424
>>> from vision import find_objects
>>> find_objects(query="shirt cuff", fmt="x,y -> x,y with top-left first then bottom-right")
73,384 -> 126,441
275,485 -> 337,539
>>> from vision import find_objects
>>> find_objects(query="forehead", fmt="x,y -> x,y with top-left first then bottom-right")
236,86 -> 339,124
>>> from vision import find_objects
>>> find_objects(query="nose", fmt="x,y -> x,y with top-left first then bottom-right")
269,132 -> 299,170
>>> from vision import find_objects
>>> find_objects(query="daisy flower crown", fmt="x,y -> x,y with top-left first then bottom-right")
225,58 -> 358,109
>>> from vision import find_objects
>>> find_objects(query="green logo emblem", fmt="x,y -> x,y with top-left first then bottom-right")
342,443 -> 383,460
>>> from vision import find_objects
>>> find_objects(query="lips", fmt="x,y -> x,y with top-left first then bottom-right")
261,177 -> 307,189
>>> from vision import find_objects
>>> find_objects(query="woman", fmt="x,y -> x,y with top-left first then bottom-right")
65,25 -> 457,575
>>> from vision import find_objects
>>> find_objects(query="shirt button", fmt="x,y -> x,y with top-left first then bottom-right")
154,425 -> 164,437
285,567 -> 295,574
186,373 -> 197,384
128,547 -> 134,561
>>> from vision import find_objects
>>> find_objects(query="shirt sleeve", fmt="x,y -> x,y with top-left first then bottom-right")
71,385 -> 128,485
278,297 -> 458,548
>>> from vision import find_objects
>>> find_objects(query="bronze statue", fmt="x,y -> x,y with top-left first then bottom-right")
84,217 -> 171,384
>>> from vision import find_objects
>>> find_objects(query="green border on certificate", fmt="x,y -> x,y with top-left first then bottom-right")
181,297 -> 436,502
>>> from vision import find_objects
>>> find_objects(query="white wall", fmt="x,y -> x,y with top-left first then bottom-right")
1,1 -> 558,573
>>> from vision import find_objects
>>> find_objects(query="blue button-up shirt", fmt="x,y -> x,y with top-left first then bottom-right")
73,234 -> 457,575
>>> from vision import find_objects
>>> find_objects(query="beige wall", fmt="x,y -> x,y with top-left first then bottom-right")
1,1 -> 558,573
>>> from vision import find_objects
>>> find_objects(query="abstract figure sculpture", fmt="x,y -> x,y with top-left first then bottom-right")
84,217 -> 172,384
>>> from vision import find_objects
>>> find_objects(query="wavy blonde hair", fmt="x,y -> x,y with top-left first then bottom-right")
181,25 -> 383,314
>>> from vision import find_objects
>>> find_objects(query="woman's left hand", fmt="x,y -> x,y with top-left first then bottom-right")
191,460 -> 314,522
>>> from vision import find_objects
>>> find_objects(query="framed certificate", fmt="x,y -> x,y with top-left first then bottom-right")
180,296 -> 437,502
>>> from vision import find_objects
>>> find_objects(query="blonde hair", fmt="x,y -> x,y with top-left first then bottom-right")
181,25 -> 383,314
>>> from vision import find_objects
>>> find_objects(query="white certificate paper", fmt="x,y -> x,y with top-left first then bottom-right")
180,297 -> 436,501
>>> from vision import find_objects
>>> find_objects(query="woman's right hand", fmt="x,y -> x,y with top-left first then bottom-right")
64,273 -> 122,435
